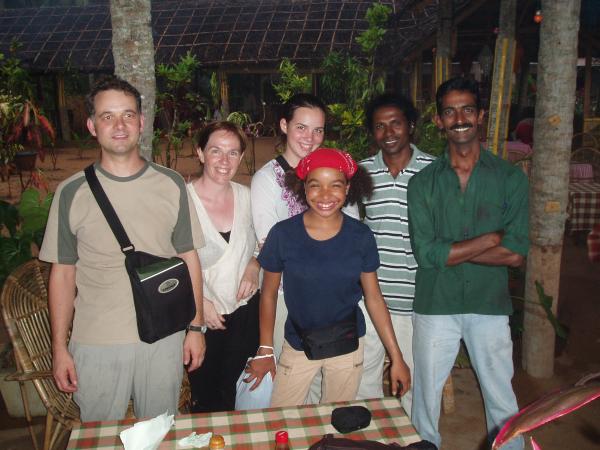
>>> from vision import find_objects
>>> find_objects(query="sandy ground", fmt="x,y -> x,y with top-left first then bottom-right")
1,138 -> 599,449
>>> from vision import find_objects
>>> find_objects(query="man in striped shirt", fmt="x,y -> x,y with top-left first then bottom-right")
356,93 -> 435,417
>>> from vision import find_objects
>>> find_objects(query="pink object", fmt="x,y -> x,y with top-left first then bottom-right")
570,163 -> 594,180
492,376 -> 600,449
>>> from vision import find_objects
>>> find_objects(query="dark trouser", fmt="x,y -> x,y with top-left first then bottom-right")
188,292 -> 259,413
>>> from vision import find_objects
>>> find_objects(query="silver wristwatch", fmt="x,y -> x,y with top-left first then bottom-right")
187,324 -> 208,333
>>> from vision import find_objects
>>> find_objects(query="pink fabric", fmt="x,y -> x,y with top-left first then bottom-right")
570,163 -> 594,180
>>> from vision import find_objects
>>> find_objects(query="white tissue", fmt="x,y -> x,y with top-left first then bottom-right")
120,411 -> 174,450
177,431 -> 213,448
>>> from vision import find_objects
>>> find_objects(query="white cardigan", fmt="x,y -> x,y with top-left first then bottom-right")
187,182 -> 257,315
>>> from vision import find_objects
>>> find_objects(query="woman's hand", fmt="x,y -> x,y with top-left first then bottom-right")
389,358 -> 411,397
244,350 -> 276,391
237,257 -> 260,301
203,298 -> 226,330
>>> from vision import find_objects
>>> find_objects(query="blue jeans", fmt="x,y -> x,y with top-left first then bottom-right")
412,314 -> 523,450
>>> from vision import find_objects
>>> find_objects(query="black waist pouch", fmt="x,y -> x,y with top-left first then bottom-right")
295,315 -> 359,360
125,251 -> 196,344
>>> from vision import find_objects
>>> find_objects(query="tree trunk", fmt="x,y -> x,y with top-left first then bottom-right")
486,0 -> 516,157
522,0 -> 581,378
110,0 -> 156,161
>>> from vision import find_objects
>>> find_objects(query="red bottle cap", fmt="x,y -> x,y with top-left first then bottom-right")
275,431 -> 289,443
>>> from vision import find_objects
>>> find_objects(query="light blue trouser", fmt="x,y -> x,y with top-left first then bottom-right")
412,314 -> 523,450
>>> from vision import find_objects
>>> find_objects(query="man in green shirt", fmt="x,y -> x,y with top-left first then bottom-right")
407,77 -> 528,450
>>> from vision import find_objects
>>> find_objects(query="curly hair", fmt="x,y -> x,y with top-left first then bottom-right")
284,165 -> 373,208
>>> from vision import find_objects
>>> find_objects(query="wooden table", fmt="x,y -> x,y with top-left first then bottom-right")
568,181 -> 600,232
66,397 -> 421,449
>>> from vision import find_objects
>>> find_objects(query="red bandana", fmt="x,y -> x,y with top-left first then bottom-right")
295,148 -> 358,180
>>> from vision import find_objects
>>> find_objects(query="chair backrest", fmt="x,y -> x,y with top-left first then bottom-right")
1,259 -> 80,429
571,147 -> 600,181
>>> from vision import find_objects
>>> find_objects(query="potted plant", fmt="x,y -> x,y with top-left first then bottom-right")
7,98 -> 56,170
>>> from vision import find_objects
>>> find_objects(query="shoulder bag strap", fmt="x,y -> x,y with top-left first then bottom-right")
84,164 -> 135,253
275,155 -> 293,172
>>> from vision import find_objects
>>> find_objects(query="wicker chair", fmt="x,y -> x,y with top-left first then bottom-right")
1,259 -> 191,450
1,259 -> 79,450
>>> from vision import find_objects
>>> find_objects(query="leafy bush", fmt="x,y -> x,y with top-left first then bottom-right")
0,188 -> 53,287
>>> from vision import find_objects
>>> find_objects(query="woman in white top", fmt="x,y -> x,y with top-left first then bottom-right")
250,94 -> 328,359
187,121 -> 259,413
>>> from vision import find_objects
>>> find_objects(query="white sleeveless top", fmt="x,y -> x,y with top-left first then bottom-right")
187,182 -> 257,315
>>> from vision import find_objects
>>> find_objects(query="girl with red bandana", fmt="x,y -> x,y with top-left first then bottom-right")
246,148 -> 411,406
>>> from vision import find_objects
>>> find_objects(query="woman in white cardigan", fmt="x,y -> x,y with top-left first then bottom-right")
187,121 -> 260,413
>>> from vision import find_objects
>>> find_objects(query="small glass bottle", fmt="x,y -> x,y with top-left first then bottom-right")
275,430 -> 290,450
209,434 -> 225,449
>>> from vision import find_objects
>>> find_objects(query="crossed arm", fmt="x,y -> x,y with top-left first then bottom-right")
446,232 -> 523,267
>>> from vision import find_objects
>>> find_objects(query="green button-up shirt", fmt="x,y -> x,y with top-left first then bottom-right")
407,148 -> 529,315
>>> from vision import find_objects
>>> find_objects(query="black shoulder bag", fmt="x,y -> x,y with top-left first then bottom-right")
84,165 -> 196,344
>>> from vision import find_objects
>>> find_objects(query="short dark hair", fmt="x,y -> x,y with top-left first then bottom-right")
435,77 -> 481,115
284,165 -> 373,207
279,93 -> 328,123
195,121 -> 247,153
364,93 -> 419,133
85,76 -> 142,117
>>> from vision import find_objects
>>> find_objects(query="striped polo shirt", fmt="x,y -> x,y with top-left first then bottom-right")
360,145 -> 435,315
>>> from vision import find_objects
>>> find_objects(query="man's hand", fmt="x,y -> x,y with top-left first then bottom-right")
203,298 -> 226,330
52,347 -> 78,393
183,331 -> 206,372
389,358 -> 411,397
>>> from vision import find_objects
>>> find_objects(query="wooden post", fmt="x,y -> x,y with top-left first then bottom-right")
411,58 -> 422,110
583,38 -> 592,121
486,0 -> 516,158
219,71 -> 230,117
56,74 -> 71,142
435,0 -> 453,89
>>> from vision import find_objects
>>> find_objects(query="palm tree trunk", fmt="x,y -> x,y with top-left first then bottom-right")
522,0 -> 581,378
109,0 -> 156,161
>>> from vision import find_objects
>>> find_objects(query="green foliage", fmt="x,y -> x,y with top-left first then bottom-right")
273,58 -> 311,103
0,188 -> 53,287
317,3 -> 391,161
226,111 -> 252,128
534,281 -> 569,339
156,52 -> 206,168
0,40 -> 32,99
355,3 -> 390,55
157,51 -> 199,89
414,103 -> 447,157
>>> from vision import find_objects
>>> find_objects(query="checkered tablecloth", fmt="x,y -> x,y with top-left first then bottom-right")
67,397 -> 420,449
568,181 -> 600,232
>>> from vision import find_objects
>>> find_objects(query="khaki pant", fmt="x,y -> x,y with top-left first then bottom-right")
270,338 -> 364,407
69,331 -> 185,422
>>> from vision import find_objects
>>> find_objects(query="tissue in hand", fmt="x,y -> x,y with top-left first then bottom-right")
120,411 -> 174,450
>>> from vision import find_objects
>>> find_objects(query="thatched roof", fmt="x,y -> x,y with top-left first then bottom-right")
0,0 -> 456,73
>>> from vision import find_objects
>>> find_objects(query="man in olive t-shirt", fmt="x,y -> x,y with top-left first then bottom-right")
40,77 -> 206,421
